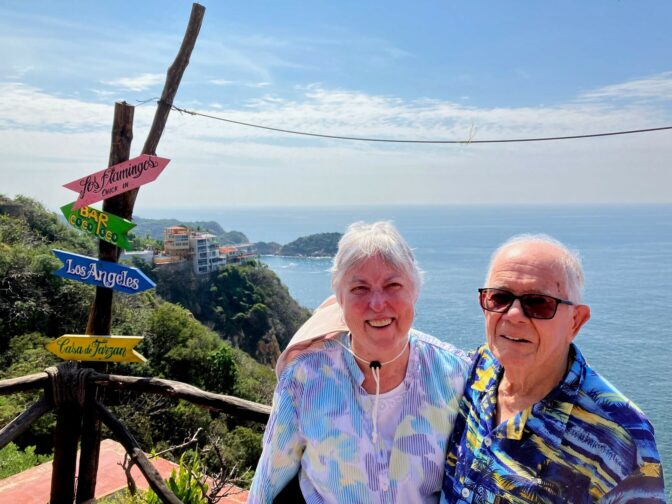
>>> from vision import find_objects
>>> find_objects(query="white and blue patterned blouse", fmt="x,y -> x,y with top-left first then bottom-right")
249,330 -> 470,503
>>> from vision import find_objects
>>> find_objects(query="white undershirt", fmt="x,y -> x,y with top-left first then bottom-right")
372,382 -> 436,503
371,380 -> 407,455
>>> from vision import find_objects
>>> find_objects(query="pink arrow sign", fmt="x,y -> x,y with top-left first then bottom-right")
64,154 -> 171,210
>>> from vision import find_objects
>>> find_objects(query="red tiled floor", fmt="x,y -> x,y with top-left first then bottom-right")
0,438 -> 249,502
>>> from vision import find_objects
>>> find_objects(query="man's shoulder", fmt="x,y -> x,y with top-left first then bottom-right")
575,356 -> 658,451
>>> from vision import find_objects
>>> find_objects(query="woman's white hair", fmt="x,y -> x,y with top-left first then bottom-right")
331,221 -> 423,299
486,233 -> 585,303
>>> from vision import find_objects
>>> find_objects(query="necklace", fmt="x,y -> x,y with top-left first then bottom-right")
336,334 -> 409,369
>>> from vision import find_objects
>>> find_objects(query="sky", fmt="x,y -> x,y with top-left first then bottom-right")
1,0 -> 672,210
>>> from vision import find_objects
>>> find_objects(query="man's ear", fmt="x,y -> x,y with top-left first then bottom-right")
569,304 -> 591,341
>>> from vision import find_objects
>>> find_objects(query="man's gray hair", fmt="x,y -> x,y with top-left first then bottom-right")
486,234 -> 585,303
331,221 -> 423,299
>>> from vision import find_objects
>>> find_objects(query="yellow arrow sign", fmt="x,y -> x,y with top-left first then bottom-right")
45,335 -> 146,363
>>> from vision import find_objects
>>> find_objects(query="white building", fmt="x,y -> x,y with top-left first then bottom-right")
189,232 -> 225,275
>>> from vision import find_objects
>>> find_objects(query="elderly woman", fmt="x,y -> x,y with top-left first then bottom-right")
441,235 -> 666,503
249,221 -> 469,503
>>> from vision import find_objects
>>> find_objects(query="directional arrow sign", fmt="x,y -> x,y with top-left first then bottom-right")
63,154 -> 170,210
52,249 -> 156,294
46,335 -> 146,363
61,202 -> 136,251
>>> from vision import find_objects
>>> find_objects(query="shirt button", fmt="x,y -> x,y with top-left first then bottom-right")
484,437 -> 492,447
461,487 -> 470,498
379,475 -> 389,491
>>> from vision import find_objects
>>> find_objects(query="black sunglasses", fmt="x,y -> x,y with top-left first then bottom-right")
478,288 -> 573,320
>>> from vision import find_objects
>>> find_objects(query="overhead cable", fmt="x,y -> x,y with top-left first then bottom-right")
167,103 -> 672,144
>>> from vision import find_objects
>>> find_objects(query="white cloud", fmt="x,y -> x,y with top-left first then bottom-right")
7,65 -> 33,79
580,72 -> 672,101
0,83 -> 112,130
89,88 -> 116,99
1,78 -> 671,209
102,73 -> 164,92
209,79 -> 236,86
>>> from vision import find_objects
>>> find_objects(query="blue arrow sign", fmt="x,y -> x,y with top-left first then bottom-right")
52,249 -> 156,294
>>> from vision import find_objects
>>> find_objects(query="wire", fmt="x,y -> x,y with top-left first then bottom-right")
168,103 -> 672,144
136,97 -> 160,106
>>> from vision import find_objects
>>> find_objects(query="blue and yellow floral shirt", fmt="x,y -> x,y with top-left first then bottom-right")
441,344 -> 666,504
249,330 -> 470,503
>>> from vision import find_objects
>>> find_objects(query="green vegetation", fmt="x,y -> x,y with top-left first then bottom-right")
278,232 -> 341,257
254,241 -> 281,255
98,449 -> 247,503
0,194 -> 309,487
0,442 -> 51,479
153,260 -> 310,364
126,232 -> 162,252
145,451 -> 209,504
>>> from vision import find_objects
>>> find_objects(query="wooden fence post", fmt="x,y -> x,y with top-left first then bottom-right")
48,363 -> 86,504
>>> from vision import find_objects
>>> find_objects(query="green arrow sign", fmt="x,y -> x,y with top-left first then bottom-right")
61,202 -> 136,251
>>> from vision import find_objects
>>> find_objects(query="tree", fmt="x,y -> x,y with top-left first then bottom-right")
144,303 -> 221,387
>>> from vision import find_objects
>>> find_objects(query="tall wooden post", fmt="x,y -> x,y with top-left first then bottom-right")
75,101 -> 135,503
74,3 -> 205,502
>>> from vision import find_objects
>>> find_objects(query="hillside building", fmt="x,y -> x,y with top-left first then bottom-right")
219,243 -> 258,263
157,226 -> 256,275
163,226 -> 190,259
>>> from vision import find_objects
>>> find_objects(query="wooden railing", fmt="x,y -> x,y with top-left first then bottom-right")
0,363 -> 271,503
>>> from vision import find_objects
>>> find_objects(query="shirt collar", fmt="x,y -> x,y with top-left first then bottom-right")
473,343 -> 586,446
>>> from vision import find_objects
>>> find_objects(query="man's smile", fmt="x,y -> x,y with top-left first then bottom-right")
500,334 -> 532,343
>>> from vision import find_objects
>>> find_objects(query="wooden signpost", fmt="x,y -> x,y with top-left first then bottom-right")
52,249 -> 156,294
60,202 -> 136,251
41,5 -> 205,503
46,335 -> 146,363
63,154 -> 170,210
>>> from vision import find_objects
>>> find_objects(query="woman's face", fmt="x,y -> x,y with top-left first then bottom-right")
337,255 -> 415,356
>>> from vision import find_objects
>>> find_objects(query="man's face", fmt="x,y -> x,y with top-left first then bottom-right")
483,242 -> 590,377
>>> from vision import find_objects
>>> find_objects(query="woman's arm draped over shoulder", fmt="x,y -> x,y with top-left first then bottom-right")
248,365 -> 306,503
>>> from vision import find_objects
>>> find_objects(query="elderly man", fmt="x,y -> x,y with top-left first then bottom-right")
441,235 -> 666,503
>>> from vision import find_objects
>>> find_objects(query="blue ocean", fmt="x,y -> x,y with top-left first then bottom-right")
140,204 -> 672,494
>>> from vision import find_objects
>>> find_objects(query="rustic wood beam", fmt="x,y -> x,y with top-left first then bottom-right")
77,100 -> 135,504
86,100 -> 135,332
142,3 -> 206,155
0,372 -> 48,395
83,1 -> 207,346
78,4 -> 205,497
50,404 -> 83,504
96,401 -> 182,504
91,372 -> 271,423
0,396 -> 51,450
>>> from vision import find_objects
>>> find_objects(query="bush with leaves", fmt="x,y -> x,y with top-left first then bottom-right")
144,451 -> 209,504
0,442 -> 51,479
143,303 -> 221,387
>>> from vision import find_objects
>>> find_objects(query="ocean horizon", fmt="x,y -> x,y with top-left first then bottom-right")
136,204 -> 671,495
